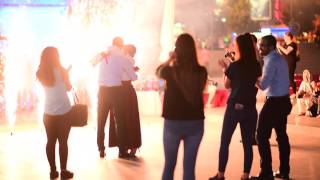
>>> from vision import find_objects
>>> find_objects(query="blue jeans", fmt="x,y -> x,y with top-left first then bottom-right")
162,119 -> 204,180
218,104 -> 257,173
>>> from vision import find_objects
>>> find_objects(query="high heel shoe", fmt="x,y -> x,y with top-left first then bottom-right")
99,150 -> 106,158
61,170 -> 73,179
241,173 -> 250,180
129,148 -> 137,157
50,171 -> 59,179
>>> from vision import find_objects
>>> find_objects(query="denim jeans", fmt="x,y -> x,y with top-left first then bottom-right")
218,103 -> 257,173
162,119 -> 204,180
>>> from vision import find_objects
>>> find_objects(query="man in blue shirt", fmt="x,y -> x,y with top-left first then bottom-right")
251,35 -> 292,180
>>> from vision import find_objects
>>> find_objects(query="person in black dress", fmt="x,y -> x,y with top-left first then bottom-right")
108,44 -> 141,157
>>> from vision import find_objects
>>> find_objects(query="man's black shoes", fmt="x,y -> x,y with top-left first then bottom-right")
250,173 -> 274,180
273,171 -> 290,179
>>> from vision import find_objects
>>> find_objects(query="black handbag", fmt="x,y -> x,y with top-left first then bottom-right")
68,92 -> 88,127
308,103 -> 318,117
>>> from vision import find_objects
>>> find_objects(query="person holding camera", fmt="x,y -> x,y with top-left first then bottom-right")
156,33 -> 207,180
277,32 -> 298,97
209,33 -> 261,180
36,47 -> 74,179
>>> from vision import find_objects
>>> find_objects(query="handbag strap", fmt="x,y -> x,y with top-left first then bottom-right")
72,88 -> 79,104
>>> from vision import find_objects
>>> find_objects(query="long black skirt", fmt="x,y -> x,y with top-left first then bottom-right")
109,81 -> 142,149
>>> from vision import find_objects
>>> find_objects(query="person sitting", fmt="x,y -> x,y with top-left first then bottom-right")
205,76 -> 218,108
296,69 -> 314,116
310,81 -> 320,117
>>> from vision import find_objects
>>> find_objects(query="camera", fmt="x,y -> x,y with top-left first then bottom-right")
224,51 -> 235,62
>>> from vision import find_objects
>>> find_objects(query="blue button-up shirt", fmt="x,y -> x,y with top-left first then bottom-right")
260,50 -> 290,97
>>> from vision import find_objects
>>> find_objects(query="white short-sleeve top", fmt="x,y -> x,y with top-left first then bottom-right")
44,68 -> 71,115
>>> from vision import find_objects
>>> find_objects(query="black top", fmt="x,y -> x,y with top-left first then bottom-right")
283,42 -> 298,63
159,66 -> 207,121
225,60 -> 262,106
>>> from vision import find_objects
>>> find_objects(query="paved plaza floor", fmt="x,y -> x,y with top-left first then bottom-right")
0,101 -> 319,180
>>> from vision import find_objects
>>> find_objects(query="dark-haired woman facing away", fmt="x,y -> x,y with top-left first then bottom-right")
277,32 -> 298,96
209,33 -> 262,180
36,47 -> 74,179
156,33 -> 207,180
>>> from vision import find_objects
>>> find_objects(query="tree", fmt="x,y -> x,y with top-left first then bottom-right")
219,0 -> 259,33
279,0 -> 320,32
314,14 -> 320,30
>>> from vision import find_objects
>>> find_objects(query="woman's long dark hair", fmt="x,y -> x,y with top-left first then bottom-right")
36,47 -> 62,86
173,33 -> 207,106
236,33 -> 257,64
285,32 -> 293,39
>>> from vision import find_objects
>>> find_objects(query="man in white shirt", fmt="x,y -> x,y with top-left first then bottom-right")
94,37 -> 138,158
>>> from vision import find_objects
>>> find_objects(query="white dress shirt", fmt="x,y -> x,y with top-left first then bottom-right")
97,46 -> 137,86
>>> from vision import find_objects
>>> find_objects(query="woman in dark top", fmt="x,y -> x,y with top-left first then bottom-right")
156,33 -> 207,180
277,32 -> 298,95
209,33 -> 262,180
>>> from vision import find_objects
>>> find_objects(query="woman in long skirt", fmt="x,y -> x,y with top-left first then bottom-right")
109,44 -> 141,157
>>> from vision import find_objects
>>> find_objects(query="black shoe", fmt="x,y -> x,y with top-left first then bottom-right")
128,148 -> 138,158
251,173 -> 274,180
99,150 -> 106,158
118,152 -> 131,159
50,171 -> 59,179
209,174 -> 225,180
273,171 -> 289,179
241,177 -> 250,180
129,148 -> 137,156
61,170 -> 73,179
250,176 -> 274,180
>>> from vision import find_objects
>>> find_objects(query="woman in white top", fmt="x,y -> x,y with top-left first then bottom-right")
36,47 -> 73,179
297,69 -> 314,116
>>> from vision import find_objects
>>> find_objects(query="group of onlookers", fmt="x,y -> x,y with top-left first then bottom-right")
157,33 -> 292,180
36,30 -> 320,180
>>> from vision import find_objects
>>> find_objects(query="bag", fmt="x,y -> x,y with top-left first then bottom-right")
308,103 -> 318,117
68,104 -> 88,127
68,92 -> 88,127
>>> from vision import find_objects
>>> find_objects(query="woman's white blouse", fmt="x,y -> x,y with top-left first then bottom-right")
44,69 -> 71,115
